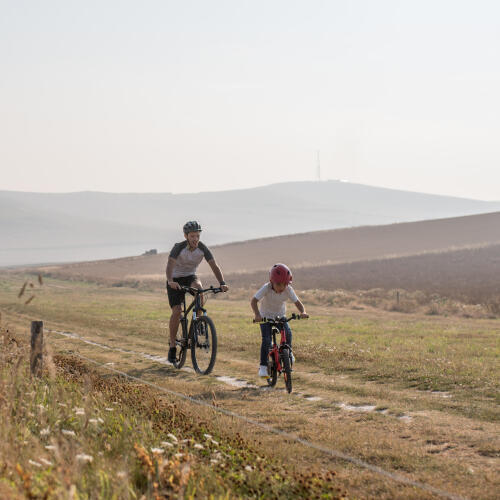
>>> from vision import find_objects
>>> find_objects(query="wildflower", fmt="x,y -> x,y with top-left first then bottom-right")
151,448 -> 164,454
160,441 -> 174,448
40,427 -> 50,436
88,419 -> 98,424
117,471 -> 127,479
40,458 -> 53,466
203,433 -> 212,439
245,465 -> 253,472
76,454 -> 93,463
167,433 -> 178,442
74,408 -> 85,415
193,444 -> 204,450
105,408 -> 114,412
98,417 -> 104,424
211,439 -> 219,446
45,445 -> 57,451
29,460 -> 42,468
62,429 -> 76,437
37,404 -> 46,412
210,459 -> 219,464
58,403 -> 67,407
175,453 -> 184,458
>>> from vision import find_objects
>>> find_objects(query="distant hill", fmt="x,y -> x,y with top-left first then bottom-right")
2,181 -> 500,266
36,212 -> 500,288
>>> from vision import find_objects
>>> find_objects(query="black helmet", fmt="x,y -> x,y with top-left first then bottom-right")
183,220 -> 202,234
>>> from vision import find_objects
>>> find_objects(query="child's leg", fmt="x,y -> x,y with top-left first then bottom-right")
284,322 -> 292,347
259,323 -> 272,366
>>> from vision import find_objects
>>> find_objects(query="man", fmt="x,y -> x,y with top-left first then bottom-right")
166,220 -> 228,362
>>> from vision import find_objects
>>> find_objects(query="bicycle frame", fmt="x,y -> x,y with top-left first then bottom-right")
261,314 -> 298,373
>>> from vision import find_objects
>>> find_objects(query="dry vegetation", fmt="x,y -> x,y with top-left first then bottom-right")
0,323 -> 343,499
0,272 -> 498,499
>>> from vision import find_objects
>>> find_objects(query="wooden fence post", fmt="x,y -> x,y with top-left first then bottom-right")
30,321 -> 43,377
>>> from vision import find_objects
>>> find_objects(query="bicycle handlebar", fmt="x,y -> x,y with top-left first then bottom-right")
253,313 -> 305,324
179,285 -> 224,295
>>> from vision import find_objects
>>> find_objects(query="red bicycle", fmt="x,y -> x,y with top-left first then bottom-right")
257,314 -> 302,393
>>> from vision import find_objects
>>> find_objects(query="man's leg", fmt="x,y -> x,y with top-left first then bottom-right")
169,305 -> 182,347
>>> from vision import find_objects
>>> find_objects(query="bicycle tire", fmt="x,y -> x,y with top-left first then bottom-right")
267,354 -> 278,387
190,315 -> 217,375
173,320 -> 188,369
281,347 -> 293,393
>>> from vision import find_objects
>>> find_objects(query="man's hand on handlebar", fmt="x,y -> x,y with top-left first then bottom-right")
253,314 -> 263,323
220,284 -> 229,293
168,281 -> 181,290
300,312 -> 309,319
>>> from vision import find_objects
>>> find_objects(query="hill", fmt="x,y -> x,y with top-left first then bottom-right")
37,212 -> 500,289
2,181 -> 500,266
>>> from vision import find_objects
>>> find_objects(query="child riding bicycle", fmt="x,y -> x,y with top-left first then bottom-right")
166,221 -> 228,363
250,263 -> 309,377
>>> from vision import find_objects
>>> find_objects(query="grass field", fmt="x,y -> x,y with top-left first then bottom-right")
0,272 -> 499,498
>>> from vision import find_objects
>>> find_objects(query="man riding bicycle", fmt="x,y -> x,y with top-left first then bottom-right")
166,221 -> 228,363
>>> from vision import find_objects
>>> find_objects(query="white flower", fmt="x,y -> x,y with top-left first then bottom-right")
211,439 -> 219,446
29,460 -> 42,468
245,465 -> 253,472
210,459 -> 219,464
174,453 -> 184,458
151,448 -> 164,454
37,404 -> 46,412
74,408 -> 85,415
40,427 -> 50,436
193,443 -> 204,450
62,429 -> 76,437
45,445 -> 57,451
76,454 -> 93,463
98,417 -> 104,424
88,419 -> 98,424
160,441 -> 174,448
167,433 -> 178,442
40,458 -> 53,466
58,403 -> 67,407
203,433 -> 212,439
105,408 -> 114,412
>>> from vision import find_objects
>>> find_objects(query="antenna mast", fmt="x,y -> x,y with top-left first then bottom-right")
316,150 -> 321,181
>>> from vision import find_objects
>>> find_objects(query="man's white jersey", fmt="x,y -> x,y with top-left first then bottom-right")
169,241 -> 213,278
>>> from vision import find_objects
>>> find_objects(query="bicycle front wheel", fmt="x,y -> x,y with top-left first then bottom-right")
281,348 -> 293,393
190,316 -> 217,375
267,354 -> 278,387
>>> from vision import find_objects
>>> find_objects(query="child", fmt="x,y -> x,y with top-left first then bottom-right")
250,263 -> 309,377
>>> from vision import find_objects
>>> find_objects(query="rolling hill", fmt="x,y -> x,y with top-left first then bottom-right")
2,181 -> 500,266
35,212 -> 500,302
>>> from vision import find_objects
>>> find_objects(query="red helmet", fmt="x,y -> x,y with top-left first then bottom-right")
269,263 -> 292,285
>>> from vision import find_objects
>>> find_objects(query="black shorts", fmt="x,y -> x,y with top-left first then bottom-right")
167,275 -> 198,307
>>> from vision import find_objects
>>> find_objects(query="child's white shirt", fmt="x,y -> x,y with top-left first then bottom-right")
254,282 -> 298,318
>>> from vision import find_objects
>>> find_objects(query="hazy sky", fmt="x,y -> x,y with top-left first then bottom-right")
1,1 -> 499,200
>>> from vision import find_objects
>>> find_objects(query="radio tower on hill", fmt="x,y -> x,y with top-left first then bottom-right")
316,150 -> 321,181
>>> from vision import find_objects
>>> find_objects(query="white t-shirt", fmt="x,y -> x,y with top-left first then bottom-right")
254,282 -> 298,318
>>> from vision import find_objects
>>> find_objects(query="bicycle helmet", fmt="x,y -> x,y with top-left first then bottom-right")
183,220 -> 202,234
269,263 -> 292,285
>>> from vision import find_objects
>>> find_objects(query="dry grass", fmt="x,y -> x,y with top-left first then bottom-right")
0,272 -> 499,498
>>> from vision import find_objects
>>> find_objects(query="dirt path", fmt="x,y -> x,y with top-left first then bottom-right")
3,307 -> 497,499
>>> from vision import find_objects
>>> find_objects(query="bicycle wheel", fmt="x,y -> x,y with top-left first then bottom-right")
281,347 -> 292,393
190,316 -> 217,375
173,320 -> 188,369
267,353 -> 278,387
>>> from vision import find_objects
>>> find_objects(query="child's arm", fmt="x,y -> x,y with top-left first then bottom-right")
294,299 -> 309,318
250,297 -> 263,322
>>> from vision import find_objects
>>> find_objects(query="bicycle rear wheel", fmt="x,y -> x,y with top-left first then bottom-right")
267,354 -> 278,387
190,316 -> 217,375
281,347 -> 292,393
173,320 -> 188,369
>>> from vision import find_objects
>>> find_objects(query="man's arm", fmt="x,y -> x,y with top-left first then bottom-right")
207,258 -> 228,291
294,299 -> 309,318
166,257 -> 180,290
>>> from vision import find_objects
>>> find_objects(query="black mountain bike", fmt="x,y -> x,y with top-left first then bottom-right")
172,286 -> 222,375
